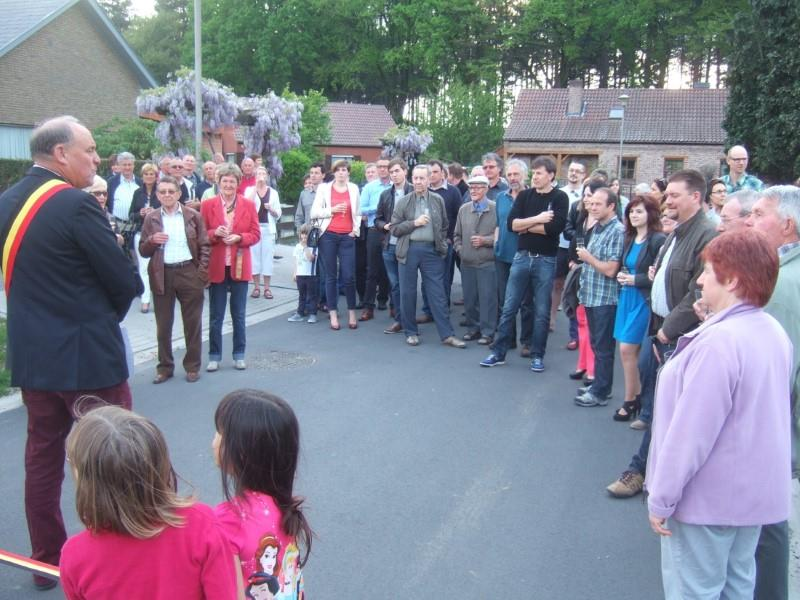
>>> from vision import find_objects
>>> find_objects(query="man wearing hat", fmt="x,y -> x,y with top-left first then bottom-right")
454,174 -> 498,344
480,156 -> 569,371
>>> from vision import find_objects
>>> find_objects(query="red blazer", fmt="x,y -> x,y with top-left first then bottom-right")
201,195 -> 261,283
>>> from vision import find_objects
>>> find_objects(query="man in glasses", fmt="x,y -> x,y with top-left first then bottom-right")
722,145 -> 764,193
717,189 -> 758,234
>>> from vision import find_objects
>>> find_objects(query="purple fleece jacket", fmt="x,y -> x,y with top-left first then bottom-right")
646,302 -> 793,525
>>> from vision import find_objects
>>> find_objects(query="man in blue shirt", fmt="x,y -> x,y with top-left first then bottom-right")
722,145 -> 764,193
359,157 -> 392,320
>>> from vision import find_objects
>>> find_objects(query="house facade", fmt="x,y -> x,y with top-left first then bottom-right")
317,102 -> 397,166
0,0 -> 156,159
503,81 -> 728,188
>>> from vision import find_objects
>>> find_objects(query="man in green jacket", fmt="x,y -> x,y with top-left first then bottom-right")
748,184 -> 800,600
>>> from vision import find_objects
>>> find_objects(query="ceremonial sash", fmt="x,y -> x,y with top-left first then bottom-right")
2,179 -> 70,293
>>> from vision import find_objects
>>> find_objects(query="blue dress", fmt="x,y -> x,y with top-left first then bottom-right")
613,241 -> 650,344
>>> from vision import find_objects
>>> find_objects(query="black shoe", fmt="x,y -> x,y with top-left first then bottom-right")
377,301 -> 388,310
569,370 -> 586,380
613,396 -> 642,422
462,331 -> 481,341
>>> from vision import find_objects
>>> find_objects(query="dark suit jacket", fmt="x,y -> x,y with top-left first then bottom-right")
375,182 -> 412,248
107,173 -> 143,216
0,167 -> 142,390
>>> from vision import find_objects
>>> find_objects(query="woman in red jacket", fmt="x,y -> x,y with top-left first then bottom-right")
201,163 -> 260,372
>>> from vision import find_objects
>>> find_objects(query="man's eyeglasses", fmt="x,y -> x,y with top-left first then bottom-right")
729,157 -> 748,162
157,189 -> 178,195
90,191 -> 108,197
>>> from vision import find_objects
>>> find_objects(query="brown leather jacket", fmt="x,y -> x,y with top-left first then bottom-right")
139,206 -> 211,295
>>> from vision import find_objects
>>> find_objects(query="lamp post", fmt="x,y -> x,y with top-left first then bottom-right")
617,94 -> 630,184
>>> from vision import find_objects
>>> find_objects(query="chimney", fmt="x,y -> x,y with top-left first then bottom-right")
567,79 -> 584,116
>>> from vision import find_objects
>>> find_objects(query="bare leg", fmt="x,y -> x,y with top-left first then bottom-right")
619,342 -> 641,402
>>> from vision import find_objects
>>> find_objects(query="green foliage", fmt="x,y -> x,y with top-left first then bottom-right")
98,0 -> 132,31
92,118 -> 161,160
0,319 -> 12,397
724,0 -> 800,182
124,11 -> 186,83
0,159 -> 32,193
419,82 -> 508,165
278,149 -> 314,205
349,161 -> 366,186
282,90 -> 331,157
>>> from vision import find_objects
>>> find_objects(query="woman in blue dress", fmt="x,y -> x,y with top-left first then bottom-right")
612,194 -> 666,421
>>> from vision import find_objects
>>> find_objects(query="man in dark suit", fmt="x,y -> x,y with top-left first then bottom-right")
106,150 -> 141,219
0,116 -> 141,590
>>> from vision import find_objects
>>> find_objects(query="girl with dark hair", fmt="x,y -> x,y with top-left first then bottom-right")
611,194 -> 666,421
213,389 -> 313,599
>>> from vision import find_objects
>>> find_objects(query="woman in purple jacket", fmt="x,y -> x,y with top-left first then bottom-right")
646,229 -> 792,599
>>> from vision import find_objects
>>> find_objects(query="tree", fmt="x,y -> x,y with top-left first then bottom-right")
92,117 -> 160,160
125,12 -> 185,83
98,0 -> 132,31
723,0 -> 800,181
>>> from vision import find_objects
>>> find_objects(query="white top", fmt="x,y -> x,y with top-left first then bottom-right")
244,185 -> 282,234
294,243 -> 314,276
112,176 -> 139,221
559,185 -> 582,249
650,237 -> 675,318
161,206 -> 193,264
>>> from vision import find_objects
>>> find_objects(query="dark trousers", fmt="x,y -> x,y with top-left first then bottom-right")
382,244 -> 402,324
495,259 -> 533,347
153,262 -> 204,375
318,231 -> 356,311
461,262 -> 498,337
364,228 -> 389,308
355,228 -> 367,302
296,275 -> 319,316
316,249 -> 326,306
208,267 -> 248,361
22,382 -> 132,572
422,242 -> 455,316
755,520 -> 789,600
585,304 -> 617,397
399,242 -> 455,339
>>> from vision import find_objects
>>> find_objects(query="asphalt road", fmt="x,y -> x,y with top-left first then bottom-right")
0,306 -> 663,599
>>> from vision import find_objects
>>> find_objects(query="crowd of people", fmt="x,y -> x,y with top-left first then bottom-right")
2,115 -> 799,598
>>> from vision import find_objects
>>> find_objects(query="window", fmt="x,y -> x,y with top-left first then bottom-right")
663,157 -> 686,178
621,157 -> 636,181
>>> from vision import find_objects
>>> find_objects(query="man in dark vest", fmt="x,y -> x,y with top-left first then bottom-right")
0,116 -> 141,590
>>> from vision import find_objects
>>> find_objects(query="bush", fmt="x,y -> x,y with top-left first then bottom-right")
93,117 -> 161,160
278,149 -> 314,205
0,159 -> 32,193
349,161 -> 366,186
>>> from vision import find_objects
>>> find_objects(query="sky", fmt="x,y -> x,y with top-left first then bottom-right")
129,0 -> 155,17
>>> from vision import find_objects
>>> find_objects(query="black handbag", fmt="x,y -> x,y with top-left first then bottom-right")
308,220 -> 322,248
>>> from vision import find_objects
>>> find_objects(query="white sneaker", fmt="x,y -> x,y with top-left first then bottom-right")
234,359 -> 246,370
206,360 -> 219,372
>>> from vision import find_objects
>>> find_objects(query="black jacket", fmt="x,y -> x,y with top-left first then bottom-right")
375,182 -> 412,248
0,167 -> 142,390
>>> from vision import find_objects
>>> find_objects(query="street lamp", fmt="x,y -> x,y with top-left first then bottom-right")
617,94 -> 630,184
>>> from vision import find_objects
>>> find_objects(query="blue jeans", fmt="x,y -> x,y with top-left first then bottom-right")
495,259 -> 533,347
492,252 -> 556,359
421,241 -> 454,317
399,242 -> 454,339
585,304 -> 617,398
208,267 -> 248,361
318,231 -> 356,312
382,244 -> 402,324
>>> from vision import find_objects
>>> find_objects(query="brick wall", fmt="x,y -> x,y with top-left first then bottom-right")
0,4 -> 143,129
504,142 -> 724,186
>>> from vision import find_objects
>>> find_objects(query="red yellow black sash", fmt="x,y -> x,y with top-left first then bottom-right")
2,179 -> 70,293
0,547 -> 60,580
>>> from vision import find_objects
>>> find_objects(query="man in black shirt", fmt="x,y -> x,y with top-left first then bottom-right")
480,156 -> 568,371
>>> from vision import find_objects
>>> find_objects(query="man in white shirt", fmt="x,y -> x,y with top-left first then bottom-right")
554,161 -> 585,349
107,151 -> 140,222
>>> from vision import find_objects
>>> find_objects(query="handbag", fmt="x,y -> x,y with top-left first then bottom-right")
308,220 -> 322,248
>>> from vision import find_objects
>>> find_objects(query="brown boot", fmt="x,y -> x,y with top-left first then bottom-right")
359,308 -> 374,321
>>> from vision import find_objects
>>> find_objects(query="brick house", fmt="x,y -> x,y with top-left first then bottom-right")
0,0 -> 156,159
503,81 -> 728,188
318,102 -> 397,166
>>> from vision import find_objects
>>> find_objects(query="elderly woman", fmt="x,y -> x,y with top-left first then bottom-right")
611,194 -> 665,421
244,165 -> 282,299
200,163 -> 260,371
310,159 -> 360,330
646,229 -> 792,599
129,163 -> 160,313
84,176 -> 123,246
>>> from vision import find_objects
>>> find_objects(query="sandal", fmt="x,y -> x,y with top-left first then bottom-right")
251,288 -> 261,299
613,397 -> 641,422
264,289 -> 274,299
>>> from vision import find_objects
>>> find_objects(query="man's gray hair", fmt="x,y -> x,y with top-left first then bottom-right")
412,164 -> 431,177
506,158 -> 528,179
761,185 -> 800,237
117,151 -> 135,162
481,152 -> 504,171
725,189 -> 758,217
29,115 -> 81,159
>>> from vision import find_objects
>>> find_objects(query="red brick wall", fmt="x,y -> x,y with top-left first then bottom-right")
0,4 -> 143,129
